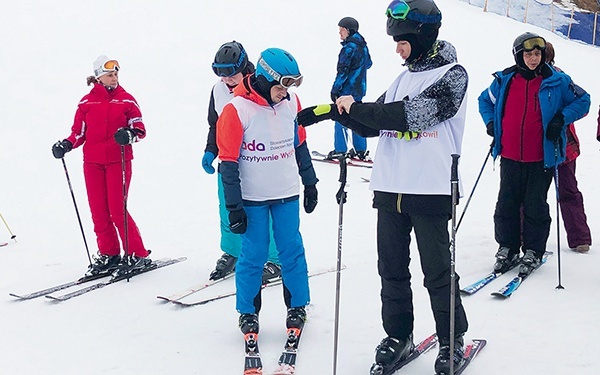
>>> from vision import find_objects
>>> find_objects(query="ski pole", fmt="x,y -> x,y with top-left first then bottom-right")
553,143 -> 564,290
332,152 -> 349,375
0,211 -> 17,242
456,146 -> 492,232
121,145 -> 131,281
61,158 -> 92,265
449,154 -> 460,375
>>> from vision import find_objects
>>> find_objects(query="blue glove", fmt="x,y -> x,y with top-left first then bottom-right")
202,152 -> 216,174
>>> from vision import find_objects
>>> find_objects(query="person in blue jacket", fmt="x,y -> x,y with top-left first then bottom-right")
328,16 -> 373,160
478,32 -> 590,277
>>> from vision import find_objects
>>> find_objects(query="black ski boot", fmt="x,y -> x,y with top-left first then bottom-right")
370,334 -> 414,374
239,313 -> 260,334
112,254 -> 153,279
493,247 -> 519,273
262,261 -> 282,284
518,249 -> 541,277
434,335 -> 465,375
209,253 -> 237,280
85,253 -> 121,277
286,307 -> 307,329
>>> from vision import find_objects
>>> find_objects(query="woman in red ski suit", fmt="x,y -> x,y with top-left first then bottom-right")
52,56 -> 150,275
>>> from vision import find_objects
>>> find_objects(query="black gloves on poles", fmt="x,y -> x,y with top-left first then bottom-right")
114,128 -> 137,145
303,185 -> 318,213
297,104 -> 338,127
546,113 -> 564,142
229,209 -> 248,234
486,122 -> 494,137
52,139 -> 73,159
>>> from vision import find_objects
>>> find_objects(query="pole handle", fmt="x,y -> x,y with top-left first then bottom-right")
450,154 -> 460,182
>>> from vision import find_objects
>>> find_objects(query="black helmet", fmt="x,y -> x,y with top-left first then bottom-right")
212,41 -> 249,77
338,17 -> 359,35
512,32 -> 546,72
385,0 -> 441,38
385,0 -> 441,62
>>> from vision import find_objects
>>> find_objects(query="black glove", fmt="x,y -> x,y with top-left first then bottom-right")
486,121 -> 494,137
336,189 -> 347,204
303,185 -> 318,213
229,209 -> 247,234
546,113 -> 564,142
114,128 -> 136,145
52,139 -> 73,159
330,93 -> 339,103
297,104 -> 337,126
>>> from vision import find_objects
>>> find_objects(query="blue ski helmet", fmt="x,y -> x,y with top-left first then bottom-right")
255,48 -> 301,86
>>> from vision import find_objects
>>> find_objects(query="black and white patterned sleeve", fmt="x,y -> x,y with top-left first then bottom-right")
404,65 -> 468,132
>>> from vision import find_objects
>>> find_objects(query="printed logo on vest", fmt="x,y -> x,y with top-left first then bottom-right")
242,139 -> 266,152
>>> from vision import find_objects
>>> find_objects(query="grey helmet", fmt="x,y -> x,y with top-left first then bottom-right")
212,41 -> 249,77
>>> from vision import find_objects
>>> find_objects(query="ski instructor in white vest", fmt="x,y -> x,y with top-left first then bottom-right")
297,1 -> 469,374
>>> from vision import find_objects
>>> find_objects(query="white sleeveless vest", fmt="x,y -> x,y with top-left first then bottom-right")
229,94 -> 300,201
370,64 -> 466,195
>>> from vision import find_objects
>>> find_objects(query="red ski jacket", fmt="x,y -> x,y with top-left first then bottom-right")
66,83 -> 146,164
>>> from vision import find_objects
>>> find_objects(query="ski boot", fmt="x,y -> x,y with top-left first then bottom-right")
370,334 -> 414,374
286,307 -> 307,330
209,253 -> 237,281
112,254 -> 153,279
493,247 -> 519,273
239,313 -> 260,334
262,261 -> 282,284
84,253 -> 121,277
518,249 -> 541,277
353,149 -> 372,162
434,335 -> 464,375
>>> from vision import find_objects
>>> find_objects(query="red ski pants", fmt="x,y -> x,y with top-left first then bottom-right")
83,161 -> 148,257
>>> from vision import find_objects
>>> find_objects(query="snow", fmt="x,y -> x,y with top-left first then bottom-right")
1,0 -> 599,374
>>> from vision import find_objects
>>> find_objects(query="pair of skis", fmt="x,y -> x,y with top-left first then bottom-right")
369,333 -> 486,375
461,252 -> 553,298
311,151 -> 373,169
157,266 -> 343,307
9,257 -> 186,302
244,322 -> 305,375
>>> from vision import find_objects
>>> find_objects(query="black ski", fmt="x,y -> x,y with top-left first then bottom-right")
311,150 -> 373,169
45,257 -> 186,302
243,331 -> 262,375
491,251 -> 553,298
9,272 -> 112,300
271,321 -> 305,375
370,333 -> 438,375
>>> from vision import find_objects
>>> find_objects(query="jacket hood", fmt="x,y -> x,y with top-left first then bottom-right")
405,40 -> 457,72
342,32 -> 367,48
233,75 -> 272,107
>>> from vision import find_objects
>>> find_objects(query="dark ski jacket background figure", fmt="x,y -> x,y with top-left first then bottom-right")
331,31 -> 372,101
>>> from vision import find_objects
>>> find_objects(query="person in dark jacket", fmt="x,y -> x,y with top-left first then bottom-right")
298,1 -> 468,374
52,55 -> 151,277
544,42 -> 591,253
203,41 -> 282,283
478,33 -> 590,276
328,16 -> 373,161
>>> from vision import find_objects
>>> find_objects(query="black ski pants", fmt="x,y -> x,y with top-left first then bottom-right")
376,209 -> 468,342
494,157 -> 553,259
